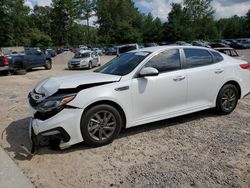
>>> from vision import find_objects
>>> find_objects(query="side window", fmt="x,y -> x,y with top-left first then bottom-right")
145,49 -> 181,73
211,51 -> 223,62
25,49 -> 32,55
184,49 -> 213,68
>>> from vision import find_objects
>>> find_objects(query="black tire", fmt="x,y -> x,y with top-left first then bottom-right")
80,104 -> 123,147
15,69 -> 27,75
216,84 -> 239,115
88,61 -> 92,69
44,60 -> 52,70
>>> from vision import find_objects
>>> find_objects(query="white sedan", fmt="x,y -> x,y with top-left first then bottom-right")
68,50 -> 100,69
28,46 -> 250,151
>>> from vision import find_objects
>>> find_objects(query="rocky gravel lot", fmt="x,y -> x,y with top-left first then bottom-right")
0,50 -> 249,188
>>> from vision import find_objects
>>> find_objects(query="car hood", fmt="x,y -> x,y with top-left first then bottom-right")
34,72 -> 121,97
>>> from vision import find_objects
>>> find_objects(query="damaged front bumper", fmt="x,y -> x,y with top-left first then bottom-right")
29,108 -> 84,153
29,117 -> 71,153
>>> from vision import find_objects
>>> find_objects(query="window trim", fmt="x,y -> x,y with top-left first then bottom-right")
210,50 -> 224,62
181,48 -> 218,69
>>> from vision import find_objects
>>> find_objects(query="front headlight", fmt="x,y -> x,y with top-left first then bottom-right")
36,94 -> 76,112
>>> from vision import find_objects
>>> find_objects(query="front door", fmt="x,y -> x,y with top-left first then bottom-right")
131,49 -> 187,126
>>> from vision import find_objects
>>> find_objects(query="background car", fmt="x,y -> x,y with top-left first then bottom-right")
0,47 -> 52,75
175,41 -> 192,46
105,47 -> 117,55
117,44 -> 139,56
92,48 -> 103,56
68,50 -> 100,69
192,41 -> 211,48
45,48 -> 56,57
214,47 -> 242,58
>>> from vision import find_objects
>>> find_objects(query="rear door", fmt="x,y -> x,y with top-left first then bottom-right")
91,52 -> 98,66
34,49 -> 46,66
24,49 -> 35,68
183,48 -> 225,108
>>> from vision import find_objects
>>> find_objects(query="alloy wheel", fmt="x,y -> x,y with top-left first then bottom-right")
221,88 -> 237,111
87,110 -> 116,141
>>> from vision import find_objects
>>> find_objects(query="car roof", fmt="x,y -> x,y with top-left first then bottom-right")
118,44 -> 138,48
131,45 -> 212,53
79,50 -> 92,53
214,47 -> 234,50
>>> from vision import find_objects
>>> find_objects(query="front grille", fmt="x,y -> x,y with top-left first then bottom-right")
34,107 -> 63,121
70,61 -> 80,65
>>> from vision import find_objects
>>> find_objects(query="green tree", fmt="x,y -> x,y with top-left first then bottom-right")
0,0 -> 30,47
141,13 -> 163,42
29,28 -> 52,48
96,0 -> 142,44
164,3 -> 194,41
244,10 -> 250,37
29,6 -> 52,37
183,0 -> 219,39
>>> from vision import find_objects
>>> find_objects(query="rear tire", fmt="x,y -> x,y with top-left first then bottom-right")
215,84 -> 239,115
45,60 -> 52,70
80,104 -> 122,147
15,69 -> 27,75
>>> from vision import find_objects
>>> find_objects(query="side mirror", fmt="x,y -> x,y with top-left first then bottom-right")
139,67 -> 159,77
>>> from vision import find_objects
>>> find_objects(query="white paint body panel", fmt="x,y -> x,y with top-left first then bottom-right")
29,46 -> 250,147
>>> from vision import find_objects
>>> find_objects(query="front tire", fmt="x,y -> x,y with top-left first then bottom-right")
80,104 -> 122,147
88,61 -> 93,69
216,84 -> 239,115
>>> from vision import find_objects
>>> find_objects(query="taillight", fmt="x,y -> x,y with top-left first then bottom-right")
240,64 -> 249,69
3,57 -> 9,65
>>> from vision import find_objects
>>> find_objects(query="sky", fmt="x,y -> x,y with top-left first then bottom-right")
25,0 -> 250,22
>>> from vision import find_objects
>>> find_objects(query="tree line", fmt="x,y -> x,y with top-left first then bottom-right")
0,0 -> 249,48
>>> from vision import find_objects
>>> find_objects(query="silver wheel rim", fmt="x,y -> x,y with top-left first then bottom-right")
221,88 -> 236,111
87,110 -> 116,141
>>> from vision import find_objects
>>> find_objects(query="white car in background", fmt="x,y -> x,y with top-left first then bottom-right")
68,50 -> 100,69
28,46 -> 250,152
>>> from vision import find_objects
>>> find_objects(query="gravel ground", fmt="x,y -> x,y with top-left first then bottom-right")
0,50 -> 249,188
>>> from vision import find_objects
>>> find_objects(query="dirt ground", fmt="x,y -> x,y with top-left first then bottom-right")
0,50 -> 250,188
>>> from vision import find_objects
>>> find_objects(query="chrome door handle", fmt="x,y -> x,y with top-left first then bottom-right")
173,76 -> 186,81
214,69 -> 224,74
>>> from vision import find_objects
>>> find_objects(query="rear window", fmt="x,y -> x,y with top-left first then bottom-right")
211,51 -> 223,62
184,48 -> 213,68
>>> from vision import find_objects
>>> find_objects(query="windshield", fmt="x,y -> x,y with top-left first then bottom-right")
74,52 -> 90,58
95,51 -> 150,76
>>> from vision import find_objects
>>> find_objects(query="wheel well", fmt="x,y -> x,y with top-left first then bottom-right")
222,81 -> 241,98
83,100 -> 127,128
